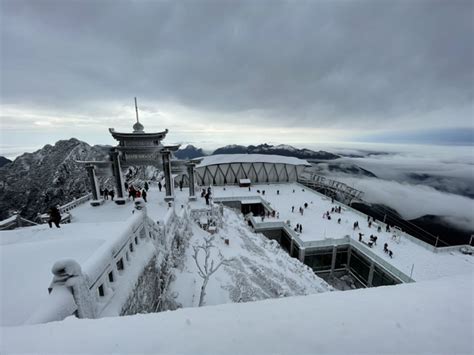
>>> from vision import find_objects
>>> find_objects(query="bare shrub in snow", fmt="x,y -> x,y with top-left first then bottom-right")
193,237 -> 233,307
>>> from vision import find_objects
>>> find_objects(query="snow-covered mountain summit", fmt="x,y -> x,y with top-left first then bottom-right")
0,138 -> 110,220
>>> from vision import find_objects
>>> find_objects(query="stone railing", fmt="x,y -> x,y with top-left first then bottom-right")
26,209 -> 160,325
190,204 -> 224,231
38,193 -> 93,224
59,193 -> 92,214
0,214 -> 38,230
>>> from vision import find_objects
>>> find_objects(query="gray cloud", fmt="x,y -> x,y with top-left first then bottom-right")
1,0 -> 473,131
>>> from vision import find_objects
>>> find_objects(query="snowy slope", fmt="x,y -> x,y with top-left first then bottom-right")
168,207 -> 331,308
1,273 -> 472,354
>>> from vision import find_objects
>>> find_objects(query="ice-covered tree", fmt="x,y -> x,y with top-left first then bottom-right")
192,237 -> 232,307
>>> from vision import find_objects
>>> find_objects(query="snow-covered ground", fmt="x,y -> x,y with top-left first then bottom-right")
1,182 -> 472,328
1,273 -> 472,354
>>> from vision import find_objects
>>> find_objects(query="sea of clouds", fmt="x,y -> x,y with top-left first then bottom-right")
311,143 -> 474,232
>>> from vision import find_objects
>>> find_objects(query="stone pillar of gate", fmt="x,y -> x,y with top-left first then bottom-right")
186,162 -> 197,201
110,150 -> 126,205
161,149 -> 174,202
86,164 -> 101,206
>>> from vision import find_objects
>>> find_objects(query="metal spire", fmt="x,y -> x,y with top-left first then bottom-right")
134,97 -> 140,123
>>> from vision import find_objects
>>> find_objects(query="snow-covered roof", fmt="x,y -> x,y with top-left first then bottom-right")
197,154 -> 311,167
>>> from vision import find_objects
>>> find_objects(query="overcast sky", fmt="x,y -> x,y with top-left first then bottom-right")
1,0 -> 473,153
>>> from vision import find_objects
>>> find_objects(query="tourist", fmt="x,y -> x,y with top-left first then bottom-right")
353,221 -> 359,230
370,235 -> 377,245
337,218 -> 341,224
248,186 -> 251,191
262,190 -> 265,195
304,202 -> 308,208
142,189 -> 147,202
277,190 -> 280,195
109,189 -> 115,201
358,233 -> 364,242
378,226 -> 382,233
179,180 -> 183,191
100,188 -> 104,198
292,206 -> 295,213
299,224 -> 302,233
144,181 -> 149,191
48,206 -> 61,229
136,190 -> 141,199
386,225 -> 390,233
384,243 -> 388,253
205,192 -> 210,205
129,186 -> 136,200
124,182 -> 129,191
158,181 -> 162,192
104,187 -> 109,200
276,212 -> 280,219
388,250 -> 393,258
368,221 -> 372,228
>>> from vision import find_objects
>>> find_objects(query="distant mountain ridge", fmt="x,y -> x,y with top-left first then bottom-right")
175,143 -> 340,160
174,145 -> 205,160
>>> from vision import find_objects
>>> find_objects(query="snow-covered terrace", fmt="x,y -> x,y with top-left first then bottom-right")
1,182 -> 472,326
209,182 -> 473,281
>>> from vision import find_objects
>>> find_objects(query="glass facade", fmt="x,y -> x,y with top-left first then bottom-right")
304,247 -> 333,272
280,231 -> 291,253
334,247 -> 349,269
348,250 -> 371,283
371,265 -> 398,287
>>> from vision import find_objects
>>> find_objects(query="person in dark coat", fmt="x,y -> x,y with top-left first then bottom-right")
144,181 -> 149,191
158,181 -> 162,192
124,182 -> 129,191
179,180 -> 183,191
104,188 -> 109,200
109,189 -> 115,201
142,189 -> 147,202
48,206 -> 61,228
